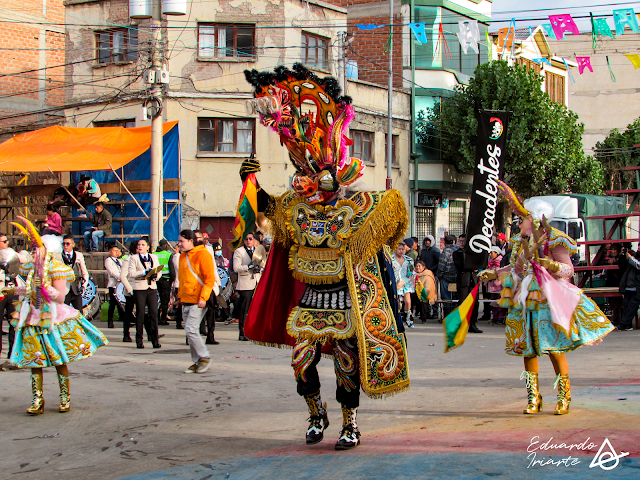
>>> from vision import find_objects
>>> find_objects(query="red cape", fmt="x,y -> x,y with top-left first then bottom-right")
244,243 -> 334,355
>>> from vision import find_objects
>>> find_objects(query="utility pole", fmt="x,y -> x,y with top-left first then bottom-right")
337,31 -> 346,96
149,4 -> 164,247
386,0 -> 393,191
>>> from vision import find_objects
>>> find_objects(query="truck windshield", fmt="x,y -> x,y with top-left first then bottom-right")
549,220 -> 567,233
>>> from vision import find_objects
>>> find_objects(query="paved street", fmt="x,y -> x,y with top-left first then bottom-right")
1,319 -> 639,479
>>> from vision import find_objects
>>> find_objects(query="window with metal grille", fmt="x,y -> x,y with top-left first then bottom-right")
96,28 -> 138,64
198,24 -> 255,59
448,200 -> 466,237
198,118 -> 255,153
415,207 -> 435,239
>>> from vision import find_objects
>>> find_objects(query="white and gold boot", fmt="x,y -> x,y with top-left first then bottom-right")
335,406 -> 361,450
304,390 -> 329,445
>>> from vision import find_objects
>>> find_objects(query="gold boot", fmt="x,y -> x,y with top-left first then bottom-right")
57,373 -> 70,413
520,371 -> 542,414
554,374 -> 571,415
26,372 -> 45,415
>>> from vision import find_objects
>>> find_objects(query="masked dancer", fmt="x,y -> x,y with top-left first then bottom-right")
239,64 -> 410,450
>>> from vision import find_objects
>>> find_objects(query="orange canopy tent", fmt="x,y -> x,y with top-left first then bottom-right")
0,121 -> 178,172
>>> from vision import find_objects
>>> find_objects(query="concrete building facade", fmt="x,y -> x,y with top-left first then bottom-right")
63,0 -> 412,249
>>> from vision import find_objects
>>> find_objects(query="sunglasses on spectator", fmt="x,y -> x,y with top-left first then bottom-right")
63,242 -> 73,245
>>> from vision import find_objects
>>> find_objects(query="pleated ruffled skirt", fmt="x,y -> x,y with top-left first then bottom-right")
10,303 -> 108,368
505,294 -> 614,357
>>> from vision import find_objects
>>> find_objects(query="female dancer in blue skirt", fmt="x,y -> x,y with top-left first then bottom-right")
8,217 -> 107,414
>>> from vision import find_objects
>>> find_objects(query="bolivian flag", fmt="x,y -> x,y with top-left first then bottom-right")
231,173 -> 258,250
415,278 -> 430,302
443,283 -> 480,353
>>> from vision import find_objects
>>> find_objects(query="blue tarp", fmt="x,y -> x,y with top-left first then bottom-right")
71,123 -> 181,242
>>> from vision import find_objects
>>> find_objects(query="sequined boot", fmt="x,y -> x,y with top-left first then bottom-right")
554,374 -> 571,415
335,406 -> 361,450
57,373 -> 70,413
304,390 -> 329,445
27,371 -> 44,415
521,371 -> 542,414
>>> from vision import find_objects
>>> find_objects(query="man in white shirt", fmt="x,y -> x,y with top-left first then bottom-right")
61,235 -> 89,311
233,233 -> 259,341
104,245 -> 124,329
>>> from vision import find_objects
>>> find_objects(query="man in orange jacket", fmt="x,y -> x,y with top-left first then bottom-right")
177,229 -> 216,374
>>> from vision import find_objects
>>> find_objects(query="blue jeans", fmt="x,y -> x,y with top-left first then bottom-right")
439,278 -> 457,318
84,228 -> 104,251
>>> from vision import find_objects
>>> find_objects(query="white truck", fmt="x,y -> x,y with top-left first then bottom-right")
525,194 -> 626,263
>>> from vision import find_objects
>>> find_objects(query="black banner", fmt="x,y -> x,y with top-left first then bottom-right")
464,110 -> 510,270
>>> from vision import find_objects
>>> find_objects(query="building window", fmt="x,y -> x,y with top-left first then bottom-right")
517,57 -> 542,75
198,24 -> 255,59
94,119 -> 136,128
198,118 -> 255,153
96,28 -> 138,64
448,200 -> 466,237
546,72 -> 565,105
385,134 -> 399,167
349,130 -> 373,165
302,32 -> 328,69
415,207 -> 435,239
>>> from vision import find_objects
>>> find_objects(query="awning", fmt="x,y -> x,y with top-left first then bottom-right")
0,121 -> 179,172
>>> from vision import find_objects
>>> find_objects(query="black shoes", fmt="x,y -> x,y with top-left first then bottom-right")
123,336 -> 132,342
335,424 -> 361,450
136,343 -> 144,349
306,414 -> 330,445
158,321 -> 170,326
469,325 -> 483,333
205,339 -> 220,345
238,335 -> 248,341
152,343 -> 161,349
108,322 -> 114,329
176,322 -> 184,329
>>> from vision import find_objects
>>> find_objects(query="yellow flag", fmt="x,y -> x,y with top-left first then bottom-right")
624,54 -> 640,69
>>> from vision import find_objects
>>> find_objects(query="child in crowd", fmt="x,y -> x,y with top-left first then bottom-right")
487,246 -> 506,325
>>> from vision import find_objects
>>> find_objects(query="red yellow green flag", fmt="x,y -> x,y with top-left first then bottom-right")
443,283 -> 480,353
231,173 -> 258,250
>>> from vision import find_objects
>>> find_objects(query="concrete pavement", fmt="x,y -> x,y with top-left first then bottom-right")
1,319 -> 639,479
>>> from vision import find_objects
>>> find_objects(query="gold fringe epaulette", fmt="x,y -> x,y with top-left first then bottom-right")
267,192 -> 297,249
347,189 -> 408,265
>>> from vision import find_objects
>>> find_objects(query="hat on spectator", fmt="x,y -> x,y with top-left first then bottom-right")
490,246 -> 503,255
496,233 -> 506,241
404,238 -> 415,248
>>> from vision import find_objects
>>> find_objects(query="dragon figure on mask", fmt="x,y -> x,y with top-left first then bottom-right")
239,64 -> 410,450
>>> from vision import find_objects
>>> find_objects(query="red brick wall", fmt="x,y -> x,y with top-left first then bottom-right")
0,0 -> 67,133
324,0 -> 404,88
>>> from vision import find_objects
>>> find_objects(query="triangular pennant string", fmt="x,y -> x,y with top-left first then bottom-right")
357,24 -> 387,30
607,55 -> 617,82
541,23 -> 556,39
562,57 -> 576,84
624,54 -> 640,69
409,23 -> 428,44
433,22 -> 452,61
